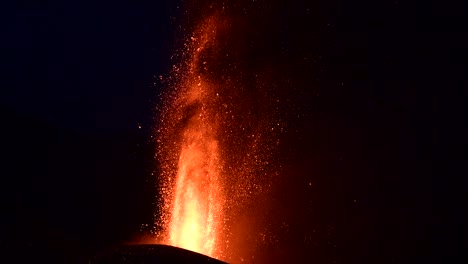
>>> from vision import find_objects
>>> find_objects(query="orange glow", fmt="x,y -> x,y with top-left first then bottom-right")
168,100 -> 222,256
156,13 -> 284,262
158,17 -> 224,259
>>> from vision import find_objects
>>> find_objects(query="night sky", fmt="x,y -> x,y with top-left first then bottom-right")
2,0 -> 466,263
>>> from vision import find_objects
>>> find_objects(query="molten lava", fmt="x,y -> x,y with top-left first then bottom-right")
157,17 -> 225,258
156,12 -> 284,262
168,84 -> 223,255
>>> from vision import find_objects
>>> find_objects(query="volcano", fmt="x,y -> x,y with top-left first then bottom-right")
91,244 -> 226,264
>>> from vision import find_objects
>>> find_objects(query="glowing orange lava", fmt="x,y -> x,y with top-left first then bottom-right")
168,86 -> 223,256
157,17 -> 225,259
156,11 -> 284,262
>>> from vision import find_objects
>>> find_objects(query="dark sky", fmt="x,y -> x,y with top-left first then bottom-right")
4,0 -> 181,133
3,1 -> 182,262
2,0 -> 467,263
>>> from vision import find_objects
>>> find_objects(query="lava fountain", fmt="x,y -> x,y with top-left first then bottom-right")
156,10 -> 285,261
157,17 -> 226,259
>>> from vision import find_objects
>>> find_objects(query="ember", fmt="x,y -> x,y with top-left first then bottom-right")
156,13 -> 283,261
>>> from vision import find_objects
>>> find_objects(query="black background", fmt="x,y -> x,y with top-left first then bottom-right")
2,0 -> 466,263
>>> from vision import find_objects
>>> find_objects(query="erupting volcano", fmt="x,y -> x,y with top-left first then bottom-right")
156,16 -> 228,259
162,18 -> 224,257
156,11 -> 284,261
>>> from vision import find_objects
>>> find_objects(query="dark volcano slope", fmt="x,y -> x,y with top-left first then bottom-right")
91,244 -> 226,264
